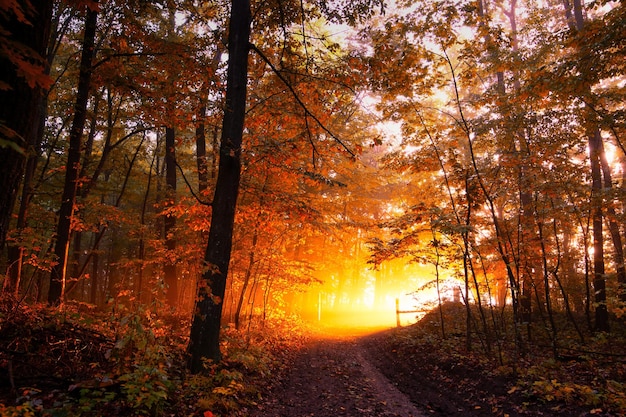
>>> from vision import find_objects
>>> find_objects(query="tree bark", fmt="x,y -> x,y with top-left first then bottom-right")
598,140 -> 626,303
563,0 -> 610,331
590,129 -> 609,331
0,0 -> 53,252
48,5 -> 98,304
195,97 -> 209,194
188,0 -> 251,372
164,126 -> 178,307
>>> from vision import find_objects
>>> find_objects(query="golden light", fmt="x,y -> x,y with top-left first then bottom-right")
297,259 -> 461,335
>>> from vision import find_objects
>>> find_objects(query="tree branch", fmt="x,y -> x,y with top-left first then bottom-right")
249,43 -> 356,158
175,159 -> 212,206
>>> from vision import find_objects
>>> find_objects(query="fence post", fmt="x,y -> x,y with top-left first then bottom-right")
396,298 -> 401,327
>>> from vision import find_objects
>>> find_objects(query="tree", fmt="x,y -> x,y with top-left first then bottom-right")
0,0 -> 53,254
187,0 -> 251,371
163,126 -> 178,307
48,3 -> 98,304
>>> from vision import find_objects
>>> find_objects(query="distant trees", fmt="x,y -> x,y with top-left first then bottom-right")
364,0 -> 626,357
1,0 -> 385,361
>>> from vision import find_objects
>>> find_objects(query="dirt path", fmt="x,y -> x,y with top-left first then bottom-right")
247,333 -> 425,417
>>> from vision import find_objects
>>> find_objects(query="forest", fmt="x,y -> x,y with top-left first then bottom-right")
0,0 -> 625,415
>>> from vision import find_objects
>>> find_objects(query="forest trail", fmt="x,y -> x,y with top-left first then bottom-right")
247,327 -> 425,417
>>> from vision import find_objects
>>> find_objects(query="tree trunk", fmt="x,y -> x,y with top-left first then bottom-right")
48,5 -> 98,304
188,0 -> 251,372
164,126 -> 178,307
195,97 -> 209,194
590,129 -> 609,331
138,142 -> 158,303
563,0 -> 610,331
5,135 -> 41,296
235,229 -> 259,330
598,140 -> 626,303
90,249 -> 99,305
0,0 -> 53,251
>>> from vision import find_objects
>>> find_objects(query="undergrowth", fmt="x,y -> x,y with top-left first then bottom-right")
0,296 -> 308,417
385,302 -> 626,416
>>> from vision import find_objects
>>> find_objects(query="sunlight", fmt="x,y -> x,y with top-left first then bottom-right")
294,259 -> 464,335
605,141 -> 617,166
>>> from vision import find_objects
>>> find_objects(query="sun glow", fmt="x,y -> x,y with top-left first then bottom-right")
294,259 -> 462,335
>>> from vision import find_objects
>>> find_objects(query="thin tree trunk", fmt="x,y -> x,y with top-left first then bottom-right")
431,229 -> 446,339
590,129 -> 609,331
90,248 -> 99,305
196,95 -> 209,194
598,140 -> 626,303
164,126 -> 178,307
188,0 -> 251,372
48,5 -> 98,304
562,0 -> 610,333
138,139 -> 158,304
235,227 -> 259,330
5,136 -> 41,296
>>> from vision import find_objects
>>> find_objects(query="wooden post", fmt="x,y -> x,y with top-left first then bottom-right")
396,298 -> 401,327
318,292 -> 322,321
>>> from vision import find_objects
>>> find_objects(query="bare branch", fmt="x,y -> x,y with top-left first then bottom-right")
175,159 -> 212,206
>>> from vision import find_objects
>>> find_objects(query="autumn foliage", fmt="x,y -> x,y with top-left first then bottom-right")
1,0 -> 626,415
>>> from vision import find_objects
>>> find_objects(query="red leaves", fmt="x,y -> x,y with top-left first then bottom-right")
0,37 -> 52,91
0,0 -> 32,25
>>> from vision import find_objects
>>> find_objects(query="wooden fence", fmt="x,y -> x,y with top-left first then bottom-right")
395,298 -> 422,327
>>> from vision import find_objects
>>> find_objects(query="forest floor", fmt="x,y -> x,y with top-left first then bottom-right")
248,313 -> 625,417
0,300 -> 624,416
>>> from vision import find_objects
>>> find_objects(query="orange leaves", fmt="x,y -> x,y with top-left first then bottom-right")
0,37 -> 52,90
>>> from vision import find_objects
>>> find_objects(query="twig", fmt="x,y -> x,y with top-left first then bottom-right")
175,159 -> 212,206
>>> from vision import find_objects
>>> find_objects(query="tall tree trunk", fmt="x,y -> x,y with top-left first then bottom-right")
90,249 -> 99,305
563,0 -> 610,330
164,126 -> 178,307
235,228 -> 259,330
0,0 -> 53,251
5,124 -> 42,296
188,0 -> 251,372
598,141 -> 626,303
138,141 -> 158,304
68,91 -> 101,302
196,96 -> 209,194
590,129 -> 609,331
48,5 -> 98,304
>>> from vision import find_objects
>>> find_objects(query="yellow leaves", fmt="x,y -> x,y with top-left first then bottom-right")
531,378 -> 607,408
